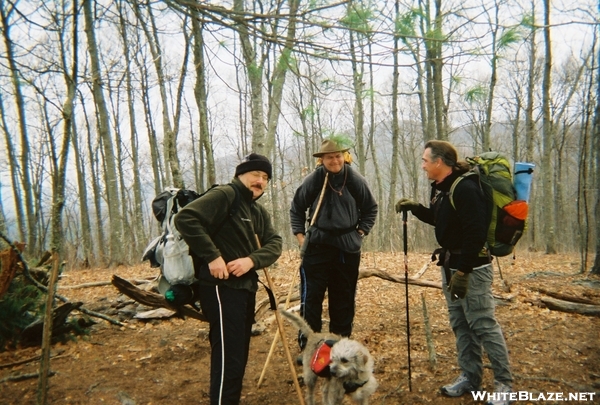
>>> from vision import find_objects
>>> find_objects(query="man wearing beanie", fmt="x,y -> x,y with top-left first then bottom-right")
175,153 -> 282,405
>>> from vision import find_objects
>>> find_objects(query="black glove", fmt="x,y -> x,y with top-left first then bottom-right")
449,272 -> 469,300
395,198 -> 420,214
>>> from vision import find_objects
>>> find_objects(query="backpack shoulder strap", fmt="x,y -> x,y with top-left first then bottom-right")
227,183 -> 241,219
449,170 -> 478,210
343,164 -> 362,203
163,195 -> 177,234
210,183 -> 240,236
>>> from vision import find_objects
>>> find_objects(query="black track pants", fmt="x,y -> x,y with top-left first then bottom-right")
299,244 -> 360,348
197,284 -> 255,405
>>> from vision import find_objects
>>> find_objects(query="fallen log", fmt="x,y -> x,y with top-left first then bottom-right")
359,268 -> 511,301
540,297 -> 600,317
111,275 -> 207,322
531,287 -> 599,306
358,268 -> 443,289
20,302 -> 83,347
0,350 -> 66,370
58,279 -> 152,290
0,371 -> 56,383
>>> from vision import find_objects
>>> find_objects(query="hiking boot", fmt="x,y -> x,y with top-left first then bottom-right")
440,372 -> 476,397
485,380 -> 513,405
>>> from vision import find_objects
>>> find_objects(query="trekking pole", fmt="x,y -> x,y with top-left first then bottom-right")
258,172 -> 329,388
256,268 -> 298,388
402,209 -> 413,392
255,235 -> 306,405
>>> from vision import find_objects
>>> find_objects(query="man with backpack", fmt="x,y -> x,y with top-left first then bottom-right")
396,140 -> 513,405
174,153 -> 282,405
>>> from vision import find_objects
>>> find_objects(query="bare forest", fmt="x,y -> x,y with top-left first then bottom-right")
0,0 -> 599,403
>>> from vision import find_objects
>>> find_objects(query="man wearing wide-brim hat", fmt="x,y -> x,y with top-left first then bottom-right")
290,138 -> 378,351
312,139 -> 351,157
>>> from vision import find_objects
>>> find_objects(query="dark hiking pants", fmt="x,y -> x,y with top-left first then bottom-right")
298,244 -> 360,349
198,284 -> 255,405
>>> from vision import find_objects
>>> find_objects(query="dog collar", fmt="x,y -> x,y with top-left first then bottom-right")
343,380 -> 368,394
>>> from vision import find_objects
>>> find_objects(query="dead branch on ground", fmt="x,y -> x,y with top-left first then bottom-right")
530,286 -> 599,305
58,279 -> 153,290
539,297 -> 600,317
111,275 -> 207,322
0,371 -> 56,383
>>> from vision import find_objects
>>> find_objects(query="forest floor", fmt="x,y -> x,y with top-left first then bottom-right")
0,251 -> 599,405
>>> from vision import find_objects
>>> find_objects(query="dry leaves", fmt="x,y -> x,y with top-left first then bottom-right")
0,251 -> 598,404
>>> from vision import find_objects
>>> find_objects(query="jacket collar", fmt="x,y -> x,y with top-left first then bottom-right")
431,170 -> 461,192
232,177 -> 261,202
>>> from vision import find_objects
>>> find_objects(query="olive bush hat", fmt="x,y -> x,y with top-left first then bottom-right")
313,139 -> 351,157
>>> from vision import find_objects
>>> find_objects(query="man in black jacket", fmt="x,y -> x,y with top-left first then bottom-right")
175,153 -> 282,405
396,140 -> 513,405
290,139 -> 378,350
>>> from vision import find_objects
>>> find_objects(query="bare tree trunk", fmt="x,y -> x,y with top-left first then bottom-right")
432,0 -> 446,140
525,3 -> 536,163
83,0 -> 124,265
541,0 -> 556,254
0,178 -> 5,243
234,0 -> 266,154
118,0 -> 146,254
265,0 -> 299,157
289,50 -> 321,172
135,54 -> 164,196
591,46 -> 600,275
423,0 -> 437,141
105,77 -> 134,263
511,91 -> 521,162
349,26 -> 366,173
70,118 -> 93,266
264,0 -> 299,233
79,94 -> 106,264
386,0 -> 402,250
0,3 -> 37,255
292,71 -> 312,170
0,93 -> 26,244
367,43 -> 382,250
483,2 -> 501,151
49,2 -> 78,256
190,13 -> 215,188
133,2 -> 187,188
576,98 -> 591,271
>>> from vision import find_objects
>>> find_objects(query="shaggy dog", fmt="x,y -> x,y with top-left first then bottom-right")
280,310 -> 378,405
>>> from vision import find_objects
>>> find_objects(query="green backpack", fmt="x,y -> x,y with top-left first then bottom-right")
449,151 -> 528,257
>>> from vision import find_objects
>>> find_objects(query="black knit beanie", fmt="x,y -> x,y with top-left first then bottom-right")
234,153 -> 272,179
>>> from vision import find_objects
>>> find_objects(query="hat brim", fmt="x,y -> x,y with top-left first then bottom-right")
313,147 -> 350,158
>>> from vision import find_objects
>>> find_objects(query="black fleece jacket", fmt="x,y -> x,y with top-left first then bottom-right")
411,171 -> 490,273
290,164 -> 377,253
174,178 -> 282,292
